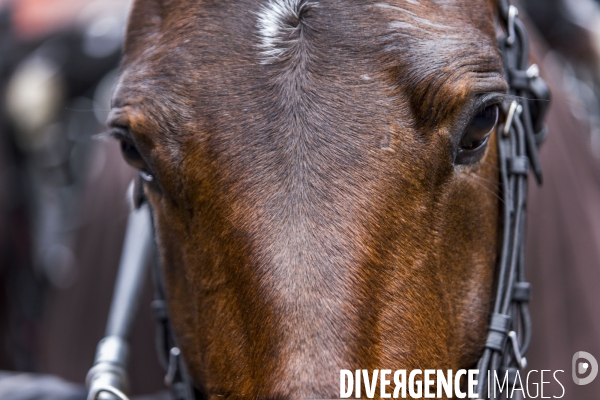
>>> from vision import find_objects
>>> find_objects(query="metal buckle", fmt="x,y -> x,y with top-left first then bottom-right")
506,5 -> 519,46
508,331 -> 528,369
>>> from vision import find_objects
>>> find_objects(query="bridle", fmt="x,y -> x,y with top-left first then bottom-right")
84,1 -> 550,399
475,0 -> 550,398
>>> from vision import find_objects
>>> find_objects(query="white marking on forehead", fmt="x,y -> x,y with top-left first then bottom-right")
256,0 -> 317,64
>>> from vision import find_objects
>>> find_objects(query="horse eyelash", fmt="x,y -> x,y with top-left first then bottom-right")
97,127 -> 133,143
475,93 -> 510,112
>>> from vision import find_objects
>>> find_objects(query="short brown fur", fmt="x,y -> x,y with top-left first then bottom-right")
111,0 -> 506,397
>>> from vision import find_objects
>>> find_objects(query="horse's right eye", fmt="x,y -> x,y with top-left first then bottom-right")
455,104 -> 498,165
118,138 -> 159,189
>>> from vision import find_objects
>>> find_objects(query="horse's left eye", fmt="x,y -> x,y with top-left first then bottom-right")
455,104 -> 498,164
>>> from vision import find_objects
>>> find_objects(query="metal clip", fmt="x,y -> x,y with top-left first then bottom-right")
86,336 -> 130,400
508,331 -> 527,369
506,5 -> 519,46
88,385 -> 129,400
503,100 -> 522,136
164,347 -> 181,387
526,64 -> 539,79
139,170 -> 154,182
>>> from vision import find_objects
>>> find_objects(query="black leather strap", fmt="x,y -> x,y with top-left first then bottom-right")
476,2 -> 549,399
485,314 -> 511,352
140,181 -> 201,400
512,282 -> 531,302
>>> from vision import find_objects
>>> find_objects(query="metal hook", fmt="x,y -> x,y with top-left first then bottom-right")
506,5 -> 519,46
526,64 -> 540,79
503,100 -> 522,136
140,171 -> 154,182
508,331 -> 528,369
164,347 -> 181,387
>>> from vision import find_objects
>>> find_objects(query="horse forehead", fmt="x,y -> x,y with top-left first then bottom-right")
122,0 -> 497,78
117,0 -> 501,143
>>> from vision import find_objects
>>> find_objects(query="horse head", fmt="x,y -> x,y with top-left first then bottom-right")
110,0 -> 507,397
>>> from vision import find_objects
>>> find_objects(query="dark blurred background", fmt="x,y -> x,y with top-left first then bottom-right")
0,0 -> 598,398
0,0 -> 165,397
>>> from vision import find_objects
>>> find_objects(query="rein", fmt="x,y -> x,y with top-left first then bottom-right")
85,1 -> 550,399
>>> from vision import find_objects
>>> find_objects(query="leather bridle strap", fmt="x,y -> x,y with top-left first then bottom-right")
85,180 -> 201,400
146,181 -> 202,400
150,244 -> 199,400
475,1 -> 550,399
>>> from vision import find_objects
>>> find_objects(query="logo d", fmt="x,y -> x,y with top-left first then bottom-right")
572,351 -> 598,385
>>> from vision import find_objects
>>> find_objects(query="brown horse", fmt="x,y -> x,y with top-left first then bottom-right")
109,0 -> 509,397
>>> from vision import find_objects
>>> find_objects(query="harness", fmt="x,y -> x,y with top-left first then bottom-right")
85,0 -> 550,398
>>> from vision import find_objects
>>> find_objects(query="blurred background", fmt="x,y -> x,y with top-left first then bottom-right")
0,0 -> 598,398
0,0 -> 165,398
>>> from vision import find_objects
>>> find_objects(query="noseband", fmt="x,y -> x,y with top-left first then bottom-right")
85,1 -> 550,399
